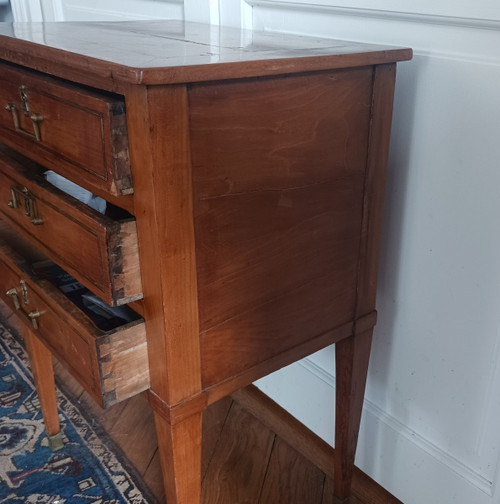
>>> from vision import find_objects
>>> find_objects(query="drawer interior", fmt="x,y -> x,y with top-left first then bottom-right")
0,219 -> 140,330
0,145 -> 143,306
0,219 -> 150,407
35,262 -> 141,332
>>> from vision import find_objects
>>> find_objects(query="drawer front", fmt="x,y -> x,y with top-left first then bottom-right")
0,63 -> 131,197
0,146 -> 142,306
0,249 -> 98,395
0,221 -> 150,407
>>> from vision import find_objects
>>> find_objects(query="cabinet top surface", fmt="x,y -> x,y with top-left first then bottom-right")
0,20 -> 411,86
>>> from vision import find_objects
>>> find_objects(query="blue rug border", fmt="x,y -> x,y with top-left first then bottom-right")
0,314 -> 160,504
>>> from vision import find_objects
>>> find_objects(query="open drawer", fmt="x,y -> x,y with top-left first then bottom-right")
0,62 -> 131,197
0,145 -> 142,306
0,220 -> 150,408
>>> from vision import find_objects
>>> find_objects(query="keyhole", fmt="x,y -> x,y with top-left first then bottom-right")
19,85 -> 30,116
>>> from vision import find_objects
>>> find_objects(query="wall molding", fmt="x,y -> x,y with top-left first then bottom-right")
10,0 -> 43,22
39,0 -> 64,21
247,0 -> 500,31
299,356 -> 495,496
63,5 -> 167,20
60,0 -> 183,21
219,0 -> 254,30
11,0 -> 184,22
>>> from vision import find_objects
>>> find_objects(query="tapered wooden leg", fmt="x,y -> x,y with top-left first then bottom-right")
333,329 -> 373,503
23,326 -> 63,450
153,409 -> 203,504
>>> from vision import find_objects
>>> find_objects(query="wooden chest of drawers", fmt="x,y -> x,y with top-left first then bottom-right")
0,21 -> 411,504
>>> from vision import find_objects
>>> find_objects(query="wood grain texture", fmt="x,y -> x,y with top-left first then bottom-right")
0,21 -> 411,89
0,62 -> 131,196
190,70 -> 373,388
354,64 -> 398,318
143,450 -> 164,503
98,323 -> 150,405
232,385 -> 336,480
232,384 -> 404,504
260,437 -> 325,504
329,64 -> 398,502
154,410 -> 203,504
201,396 -> 232,480
204,321 -> 353,407
125,83 -> 205,504
334,329 -> 374,502
148,389 -> 207,426
125,84 -> 202,405
201,401 -> 275,504
0,146 -> 142,306
23,325 -> 60,437
105,393 -> 158,475
350,471 -> 403,504
323,478 -> 363,504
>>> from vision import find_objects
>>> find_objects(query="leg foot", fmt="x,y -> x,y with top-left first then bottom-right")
153,408 -> 203,504
47,431 -> 64,451
23,326 -> 61,438
334,329 -> 373,502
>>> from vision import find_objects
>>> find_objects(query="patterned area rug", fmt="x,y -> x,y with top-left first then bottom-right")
0,322 -> 157,504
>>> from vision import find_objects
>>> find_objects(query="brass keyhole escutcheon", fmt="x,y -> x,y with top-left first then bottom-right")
7,186 -> 44,225
20,280 -> 29,305
4,85 -> 44,142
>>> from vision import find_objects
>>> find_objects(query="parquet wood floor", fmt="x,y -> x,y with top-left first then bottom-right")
0,301 -> 402,504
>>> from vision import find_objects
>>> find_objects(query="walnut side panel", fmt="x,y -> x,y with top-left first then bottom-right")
189,69 -> 374,388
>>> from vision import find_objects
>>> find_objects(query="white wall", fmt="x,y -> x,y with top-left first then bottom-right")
9,2 -> 500,503
10,0 -> 183,21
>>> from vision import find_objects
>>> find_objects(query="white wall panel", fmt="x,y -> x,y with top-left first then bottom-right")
11,0 -> 183,21
55,0 -> 183,21
248,0 -> 500,23
10,0 -> 43,21
184,0 -> 218,24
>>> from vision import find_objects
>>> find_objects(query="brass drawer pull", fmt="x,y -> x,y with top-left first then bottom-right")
17,306 -> 41,330
5,103 -> 43,142
6,287 -> 21,310
27,309 -> 41,330
7,186 -> 44,225
5,286 -> 40,329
